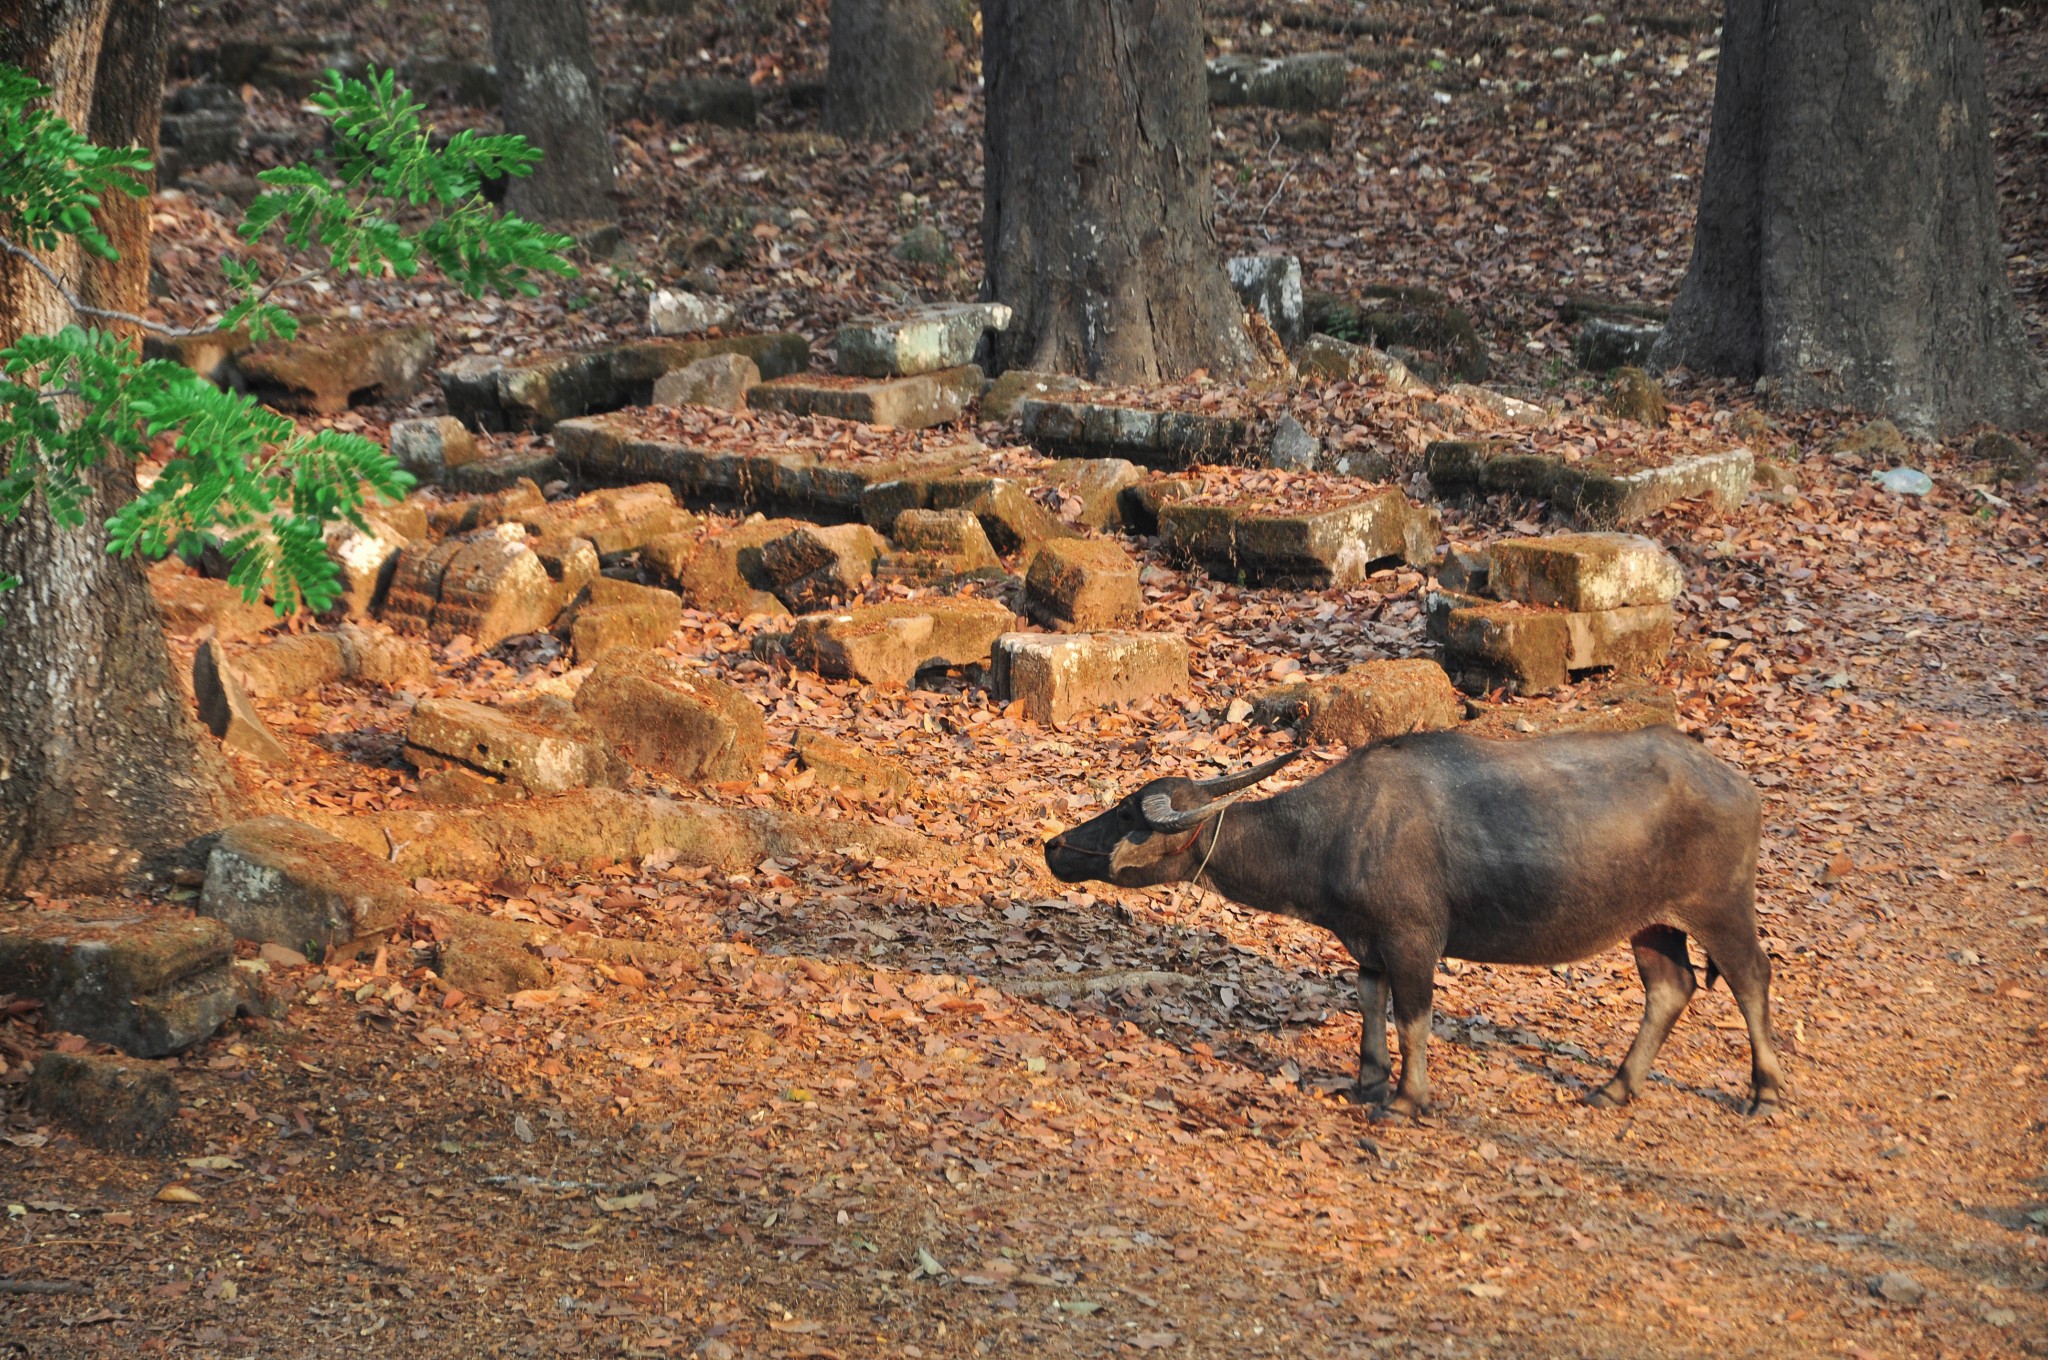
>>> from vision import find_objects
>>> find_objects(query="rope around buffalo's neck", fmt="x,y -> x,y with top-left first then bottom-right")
1191,799 -> 1228,892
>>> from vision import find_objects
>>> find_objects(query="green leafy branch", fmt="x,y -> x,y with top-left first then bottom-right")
0,63 -> 577,617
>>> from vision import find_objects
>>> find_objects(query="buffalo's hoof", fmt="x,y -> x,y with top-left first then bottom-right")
1353,1080 -> 1391,1107
1586,1083 -> 1631,1109
1372,1094 -> 1428,1122
1746,1095 -> 1781,1117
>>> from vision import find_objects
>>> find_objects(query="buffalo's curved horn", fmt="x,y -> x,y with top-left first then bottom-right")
1194,748 -> 1304,795
1140,749 -> 1304,833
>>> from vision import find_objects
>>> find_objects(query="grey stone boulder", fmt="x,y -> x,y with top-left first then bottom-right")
834,303 -> 1013,378
1575,317 -> 1663,373
201,816 -> 414,953
389,415 -> 482,482
0,907 -> 237,1057
652,353 -> 759,410
649,288 -> 736,336
192,636 -> 290,763
1208,52 -> 1348,111
1266,414 -> 1321,471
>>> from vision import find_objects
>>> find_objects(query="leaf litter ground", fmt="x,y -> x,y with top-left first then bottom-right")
4,1 -> 2048,1357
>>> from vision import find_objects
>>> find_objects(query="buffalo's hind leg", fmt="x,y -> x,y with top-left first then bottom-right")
1694,920 -> 1787,1114
1354,969 -> 1391,1104
1588,926 -> 1696,1108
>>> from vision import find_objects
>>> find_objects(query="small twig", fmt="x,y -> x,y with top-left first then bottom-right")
1257,156 -> 1302,232
383,827 -> 410,863
0,1278 -> 91,1295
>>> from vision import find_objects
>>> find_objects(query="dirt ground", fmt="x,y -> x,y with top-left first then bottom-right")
4,1 -> 2047,1357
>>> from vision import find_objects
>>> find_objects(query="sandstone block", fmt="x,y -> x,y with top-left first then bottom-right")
793,730 -> 913,801
442,449 -> 566,494
1439,601 -> 1675,694
1041,459 -> 1142,530
405,695 -> 620,795
1159,489 -> 1438,587
980,369 -> 1087,422
788,597 -> 1017,688
926,476 -> 1073,555
991,631 -> 1189,725
389,415 -> 481,481
395,529 -> 561,647
642,517 -> 804,618
572,648 -> 765,783
760,523 -> 887,611
192,636 -> 289,763
1488,533 -> 1682,611
648,288 -> 735,336
1228,255 -> 1305,348
441,335 -> 809,432
523,483 -> 687,558
26,1052 -> 180,1152
421,479 -> 547,537
1024,538 -> 1142,631
832,303 -> 1012,378
150,566 -> 275,642
237,325 -> 436,414
0,907 -> 236,1057
1299,334 -> 1423,391
651,352 -> 759,409
1207,51 -> 1348,110
323,511 -> 409,620
1250,659 -> 1462,746
201,816 -> 413,952
566,578 -> 685,663
748,365 -> 983,429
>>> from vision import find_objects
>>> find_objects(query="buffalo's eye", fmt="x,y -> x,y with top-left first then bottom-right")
1116,805 -> 1135,825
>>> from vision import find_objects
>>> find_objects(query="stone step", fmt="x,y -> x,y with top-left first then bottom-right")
1016,398 -> 1251,469
439,334 -> 809,432
1424,440 -> 1753,527
201,816 -> 415,953
833,303 -> 1012,378
555,411 -> 971,520
1158,488 -> 1439,587
747,365 -> 983,430
0,906 -> 238,1057
1247,658 -> 1463,746
786,597 -> 1018,688
572,648 -> 765,783
1487,532 -> 1683,611
1435,599 -> 1676,695
1024,538 -> 1143,632
404,695 -> 624,798
990,631 -> 1190,725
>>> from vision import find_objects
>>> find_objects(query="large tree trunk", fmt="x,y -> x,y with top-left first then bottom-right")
0,0 -> 232,894
484,0 -> 616,228
1654,0 -> 2047,436
981,0 -> 1262,383
822,0 -> 950,142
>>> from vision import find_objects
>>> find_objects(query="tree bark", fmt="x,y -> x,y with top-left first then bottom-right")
981,0 -> 1262,383
822,0 -> 950,142
484,0 -> 617,229
1654,0 -> 2047,436
0,0 -> 232,894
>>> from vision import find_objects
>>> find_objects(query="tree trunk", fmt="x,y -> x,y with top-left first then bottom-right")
1654,0 -> 2047,436
0,0 -> 232,894
981,0 -> 1262,383
822,0 -> 949,142
484,0 -> 616,228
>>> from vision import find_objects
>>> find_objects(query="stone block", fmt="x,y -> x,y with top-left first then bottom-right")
421,479 -> 546,537
1040,459 -> 1141,530
192,636 -> 289,763
1437,546 -> 1490,595
142,327 -> 252,388
1024,537 -> 1142,631
925,476 -> 1073,555
652,353 -> 759,410
787,597 -> 1017,688
389,528 -> 562,647
980,369 -> 1087,421
237,325 -> 436,414
833,303 -> 1012,378
27,1051 -> 180,1151
1265,414 -> 1320,471
876,508 -> 1001,583
568,580 -> 684,664
1488,533 -> 1683,611
1575,318 -> 1662,373
1462,679 -> 1678,741
201,816 -> 413,952
1439,601 -> 1675,694
442,449 -> 566,495
1159,489 -> 1438,587
572,648 -> 764,783
990,631 -> 1189,725
1424,440 -> 1753,527
793,730 -> 913,801
405,695 -> 621,795
0,907 -> 237,1057
323,512 -> 409,620
389,416 -> 481,482
1016,398 -> 1251,468
642,516 -> 804,618
1446,383 -> 1549,427
442,335 -> 809,432
649,288 -> 736,336
233,632 -> 348,700
1299,334 -> 1423,391
524,483 -> 686,558
640,75 -> 758,127
1228,255 -> 1305,348
761,523 -> 887,611
748,365 -> 983,429
529,534 -> 602,602
1251,659 -> 1462,746
1207,51 -> 1348,111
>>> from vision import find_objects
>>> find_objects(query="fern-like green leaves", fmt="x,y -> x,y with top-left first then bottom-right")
0,62 -> 574,619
